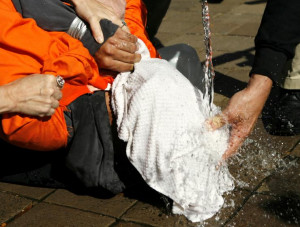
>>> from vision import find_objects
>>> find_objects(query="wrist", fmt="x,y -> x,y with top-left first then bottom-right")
246,74 -> 273,100
0,84 -> 17,114
70,0 -> 83,7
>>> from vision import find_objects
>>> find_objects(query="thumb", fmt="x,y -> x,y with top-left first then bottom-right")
90,17 -> 104,43
206,113 -> 227,131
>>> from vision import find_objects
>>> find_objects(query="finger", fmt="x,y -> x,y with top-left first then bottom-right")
121,25 -> 130,33
51,99 -> 60,109
40,87 -> 55,97
106,59 -> 134,72
222,130 -> 245,160
115,39 -> 139,54
115,28 -> 138,43
53,89 -> 62,101
45,108 -> 56,117
113,50 -> 141,64
90,17 -> 104,43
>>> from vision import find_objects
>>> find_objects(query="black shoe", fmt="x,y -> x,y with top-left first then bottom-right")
207,0 -> 223,3
262,88 -> 300,136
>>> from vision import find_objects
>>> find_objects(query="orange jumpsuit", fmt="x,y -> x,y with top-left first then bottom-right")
0,0 -> 158,151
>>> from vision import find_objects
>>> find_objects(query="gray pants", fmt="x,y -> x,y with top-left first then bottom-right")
158,44 -> 205,93
281,44 -> 300,89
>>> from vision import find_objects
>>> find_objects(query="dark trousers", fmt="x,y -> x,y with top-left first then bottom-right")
0,44 -> 205,193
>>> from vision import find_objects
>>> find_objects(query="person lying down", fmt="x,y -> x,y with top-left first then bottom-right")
10,0 -> 234,222
112,39 -> 234,222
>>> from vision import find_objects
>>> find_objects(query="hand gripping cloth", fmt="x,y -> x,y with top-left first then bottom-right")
111,40 -> 234,222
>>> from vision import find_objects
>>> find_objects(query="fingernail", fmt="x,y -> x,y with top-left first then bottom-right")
130,64 -> 134,72
134,54 -> 141,63
205,120 -> 214,131
96,36 -> 104,43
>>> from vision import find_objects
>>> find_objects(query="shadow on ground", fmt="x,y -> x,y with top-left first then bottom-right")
261,197 -> 300,225
245,0 -> 267,5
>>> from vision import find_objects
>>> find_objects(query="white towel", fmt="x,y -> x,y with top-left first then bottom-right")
111,40 -> 234,222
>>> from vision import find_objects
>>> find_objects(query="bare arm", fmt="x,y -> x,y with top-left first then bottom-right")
71,0 -> 124,43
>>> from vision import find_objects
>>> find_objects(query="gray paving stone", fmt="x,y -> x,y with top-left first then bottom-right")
212,35 -> 255,53
159,33 -> 205,54
230,3 -> 266,16
290,142 -> 300,157
158,20 -> 199,35
45,189 -> 136,218
211,14 -> 262,36
256,181 -> 270,194
121,201 -> 197,227
203,189 -> 251,226
213,50 -> 254,72
265,158 -> 300,199
0,182 -> 54,200
168,0 -> 202,12
0,192 -> 32,224
208,0 -> 246,15
162,11 -> 202,23
8,203 -> 115,227
229,22 -> 261,37
227,120 -> 300,191
226,194 -> 300,227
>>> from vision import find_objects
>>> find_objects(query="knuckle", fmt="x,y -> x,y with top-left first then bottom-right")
130,44 -> 138,53
128,54 -> 136,62
45,98 -> 52,105
45,88 -> 55,96
101,58 -> 112,68
52,100 -> 59,109
46,74 -> 56,83
105,47 -> 114,56
107,37 -> 116,45
57,91 -> 63,100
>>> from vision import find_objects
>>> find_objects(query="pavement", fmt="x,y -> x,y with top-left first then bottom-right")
1,0 -> 300,226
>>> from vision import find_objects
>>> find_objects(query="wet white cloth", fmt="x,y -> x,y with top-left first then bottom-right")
111,40 -> 234,222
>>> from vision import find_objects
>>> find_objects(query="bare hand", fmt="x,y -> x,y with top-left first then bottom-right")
3,74 -> 62,117
94,28 -> 141,72
71,0 -> 124,43
207,74 -> 273,159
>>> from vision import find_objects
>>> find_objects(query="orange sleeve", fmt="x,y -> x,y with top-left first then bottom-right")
0,0 -> 113,151
0,0 -> 112,105
125,0 -> 160,58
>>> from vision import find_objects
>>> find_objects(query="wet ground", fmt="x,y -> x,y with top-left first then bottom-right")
1,0 -> 300,226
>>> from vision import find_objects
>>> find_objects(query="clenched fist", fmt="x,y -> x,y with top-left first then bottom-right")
1,74 -> 63,117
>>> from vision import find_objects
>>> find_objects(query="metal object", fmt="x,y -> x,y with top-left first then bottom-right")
56,75 -> 65,89
121,19 -> 127,28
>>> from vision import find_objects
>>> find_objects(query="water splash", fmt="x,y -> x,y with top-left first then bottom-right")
201,0 -> 215,113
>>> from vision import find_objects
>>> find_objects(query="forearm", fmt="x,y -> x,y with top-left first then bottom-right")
245,74 -> 273,113
0,85 -> 15,114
